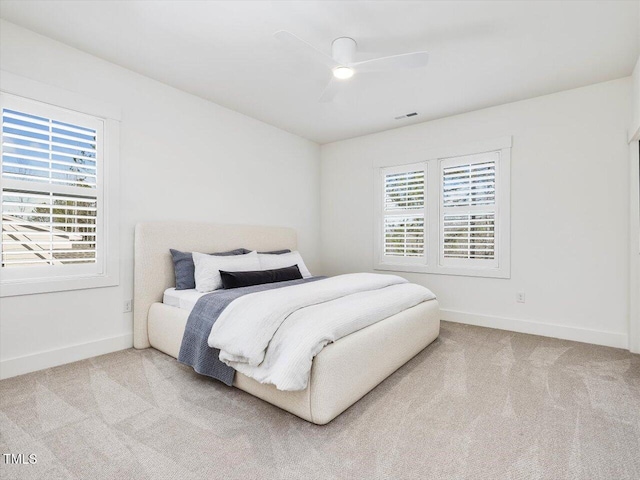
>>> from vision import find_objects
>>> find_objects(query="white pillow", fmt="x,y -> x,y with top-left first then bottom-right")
258,250 -> 312,278
193,250 -> 260,292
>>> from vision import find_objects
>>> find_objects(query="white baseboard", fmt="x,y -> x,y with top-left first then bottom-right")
441,309 -> 628,350
0,333 -> 133,380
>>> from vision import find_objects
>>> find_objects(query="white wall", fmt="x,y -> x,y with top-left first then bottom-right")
321,78 -> 632,348
0,20 -> 321,378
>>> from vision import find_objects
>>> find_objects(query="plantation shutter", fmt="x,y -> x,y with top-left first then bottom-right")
381,167 -> 426,259
1,95 -> 102,271
440,152 -> 499,267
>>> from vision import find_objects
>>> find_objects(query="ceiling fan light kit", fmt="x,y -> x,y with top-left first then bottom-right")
333,67 -> 354,79
274,30 -> 429,102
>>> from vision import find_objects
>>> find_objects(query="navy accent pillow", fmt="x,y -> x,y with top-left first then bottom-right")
170,248 -> 248,290
220,265 -> 302,289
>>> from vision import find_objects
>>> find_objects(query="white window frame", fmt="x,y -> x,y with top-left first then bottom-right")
374,136 -> 511,279
0,71 -> 120,296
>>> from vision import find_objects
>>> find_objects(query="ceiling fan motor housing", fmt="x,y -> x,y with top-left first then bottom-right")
332,37 -> 357,65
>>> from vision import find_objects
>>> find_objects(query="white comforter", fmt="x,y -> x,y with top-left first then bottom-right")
208,273 -> 436,391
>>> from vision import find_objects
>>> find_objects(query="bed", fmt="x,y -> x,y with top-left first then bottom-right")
133,222 -> 440,425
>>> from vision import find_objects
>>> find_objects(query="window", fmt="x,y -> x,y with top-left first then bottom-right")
2,100 -> 101,270
382,167 -> 426,261
1,73 -> 120,296
375,138 -> 510,278
440,153 -> 498,268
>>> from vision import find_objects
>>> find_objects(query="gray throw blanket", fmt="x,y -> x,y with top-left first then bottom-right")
178,277 -> 325,385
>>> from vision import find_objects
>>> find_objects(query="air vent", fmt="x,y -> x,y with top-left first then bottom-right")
394,112 -> 418,120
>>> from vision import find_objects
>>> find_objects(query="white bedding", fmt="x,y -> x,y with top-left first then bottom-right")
208,273 -> 436,391
163,288 -> 207,313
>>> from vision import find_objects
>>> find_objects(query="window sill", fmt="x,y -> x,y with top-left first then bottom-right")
374,262 -> 510,279
0,273 -> 119,297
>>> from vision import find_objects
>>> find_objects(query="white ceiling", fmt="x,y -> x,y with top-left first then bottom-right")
1,1 -> 638,144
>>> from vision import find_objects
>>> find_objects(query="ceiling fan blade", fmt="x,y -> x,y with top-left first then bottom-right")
274,30 -> 340,69
351,51 -> 429,73
319,78 -> 341,103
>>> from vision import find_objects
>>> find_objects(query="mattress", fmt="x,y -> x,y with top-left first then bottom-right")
163,287 -> 207,313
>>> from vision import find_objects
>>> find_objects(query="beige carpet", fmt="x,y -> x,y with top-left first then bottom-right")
1,321 -> 639,480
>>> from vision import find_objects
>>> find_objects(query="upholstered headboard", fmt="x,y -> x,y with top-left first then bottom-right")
133,222 -> 297,348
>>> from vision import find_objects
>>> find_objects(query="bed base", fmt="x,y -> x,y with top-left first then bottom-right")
148,299 -> 440,425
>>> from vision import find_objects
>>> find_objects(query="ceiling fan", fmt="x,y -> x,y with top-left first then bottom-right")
274,31 -> 429,102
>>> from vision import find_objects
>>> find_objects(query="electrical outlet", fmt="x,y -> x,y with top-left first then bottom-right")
516,292 -> 525,303
123,299 -> 133,313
